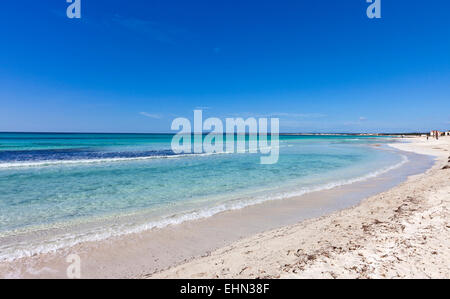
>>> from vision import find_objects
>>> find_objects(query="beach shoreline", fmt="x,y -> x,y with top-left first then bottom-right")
152,136 -> 450,279
0,137 -> 447,279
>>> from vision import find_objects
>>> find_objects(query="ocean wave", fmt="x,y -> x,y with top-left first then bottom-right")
0,146 -> 284,169
0,154 -> 408,262
0,151 -> 238,169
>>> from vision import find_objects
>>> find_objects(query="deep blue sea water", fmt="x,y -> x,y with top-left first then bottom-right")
0,133 -> 406,260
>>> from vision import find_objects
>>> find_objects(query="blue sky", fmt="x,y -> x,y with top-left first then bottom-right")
0,0 -> 449,133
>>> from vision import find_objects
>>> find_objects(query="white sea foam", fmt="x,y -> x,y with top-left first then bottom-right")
0,152 -> 233,169
0,154 -> 408,262
0,146 -> 283,169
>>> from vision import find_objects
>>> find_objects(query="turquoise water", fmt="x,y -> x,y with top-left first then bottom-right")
0,133 -> 405,259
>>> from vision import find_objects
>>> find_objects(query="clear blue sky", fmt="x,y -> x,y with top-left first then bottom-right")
0,0 -> 449,133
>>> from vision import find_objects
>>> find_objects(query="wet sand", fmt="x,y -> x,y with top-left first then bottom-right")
153,137 -> 450,279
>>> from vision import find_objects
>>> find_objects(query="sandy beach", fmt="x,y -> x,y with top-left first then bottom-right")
0,136 -> 447,279
152,137 -> 450,279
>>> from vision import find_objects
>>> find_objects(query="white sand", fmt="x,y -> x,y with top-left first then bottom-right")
153,137 -> 450,279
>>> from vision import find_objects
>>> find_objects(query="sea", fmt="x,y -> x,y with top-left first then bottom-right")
0,133 -> 407,261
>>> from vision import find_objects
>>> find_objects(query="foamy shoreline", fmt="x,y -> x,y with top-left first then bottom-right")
152,137 -> 450,279
0,142 -> 407,263
0,137 -> 445,278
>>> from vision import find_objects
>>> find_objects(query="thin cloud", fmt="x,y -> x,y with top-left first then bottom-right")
344,117 -> 369,126
111,15 -> 184,44
226,112 -> 326,119
270,112 -> 326,118
140,112 -> 162,119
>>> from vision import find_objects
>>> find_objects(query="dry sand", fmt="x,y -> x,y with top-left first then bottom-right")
152,137 -> 450,279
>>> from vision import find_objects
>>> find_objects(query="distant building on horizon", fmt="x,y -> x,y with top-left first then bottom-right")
430,130 -> 450,137
430,130 -> 441,137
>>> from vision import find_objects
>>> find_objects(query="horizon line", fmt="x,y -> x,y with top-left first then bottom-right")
0,131 -> 433,135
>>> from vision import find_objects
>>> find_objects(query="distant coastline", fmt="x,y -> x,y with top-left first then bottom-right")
0,131 -> 426,136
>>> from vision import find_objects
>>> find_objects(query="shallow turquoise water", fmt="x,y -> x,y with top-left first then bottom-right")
0,134 -> 402,234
